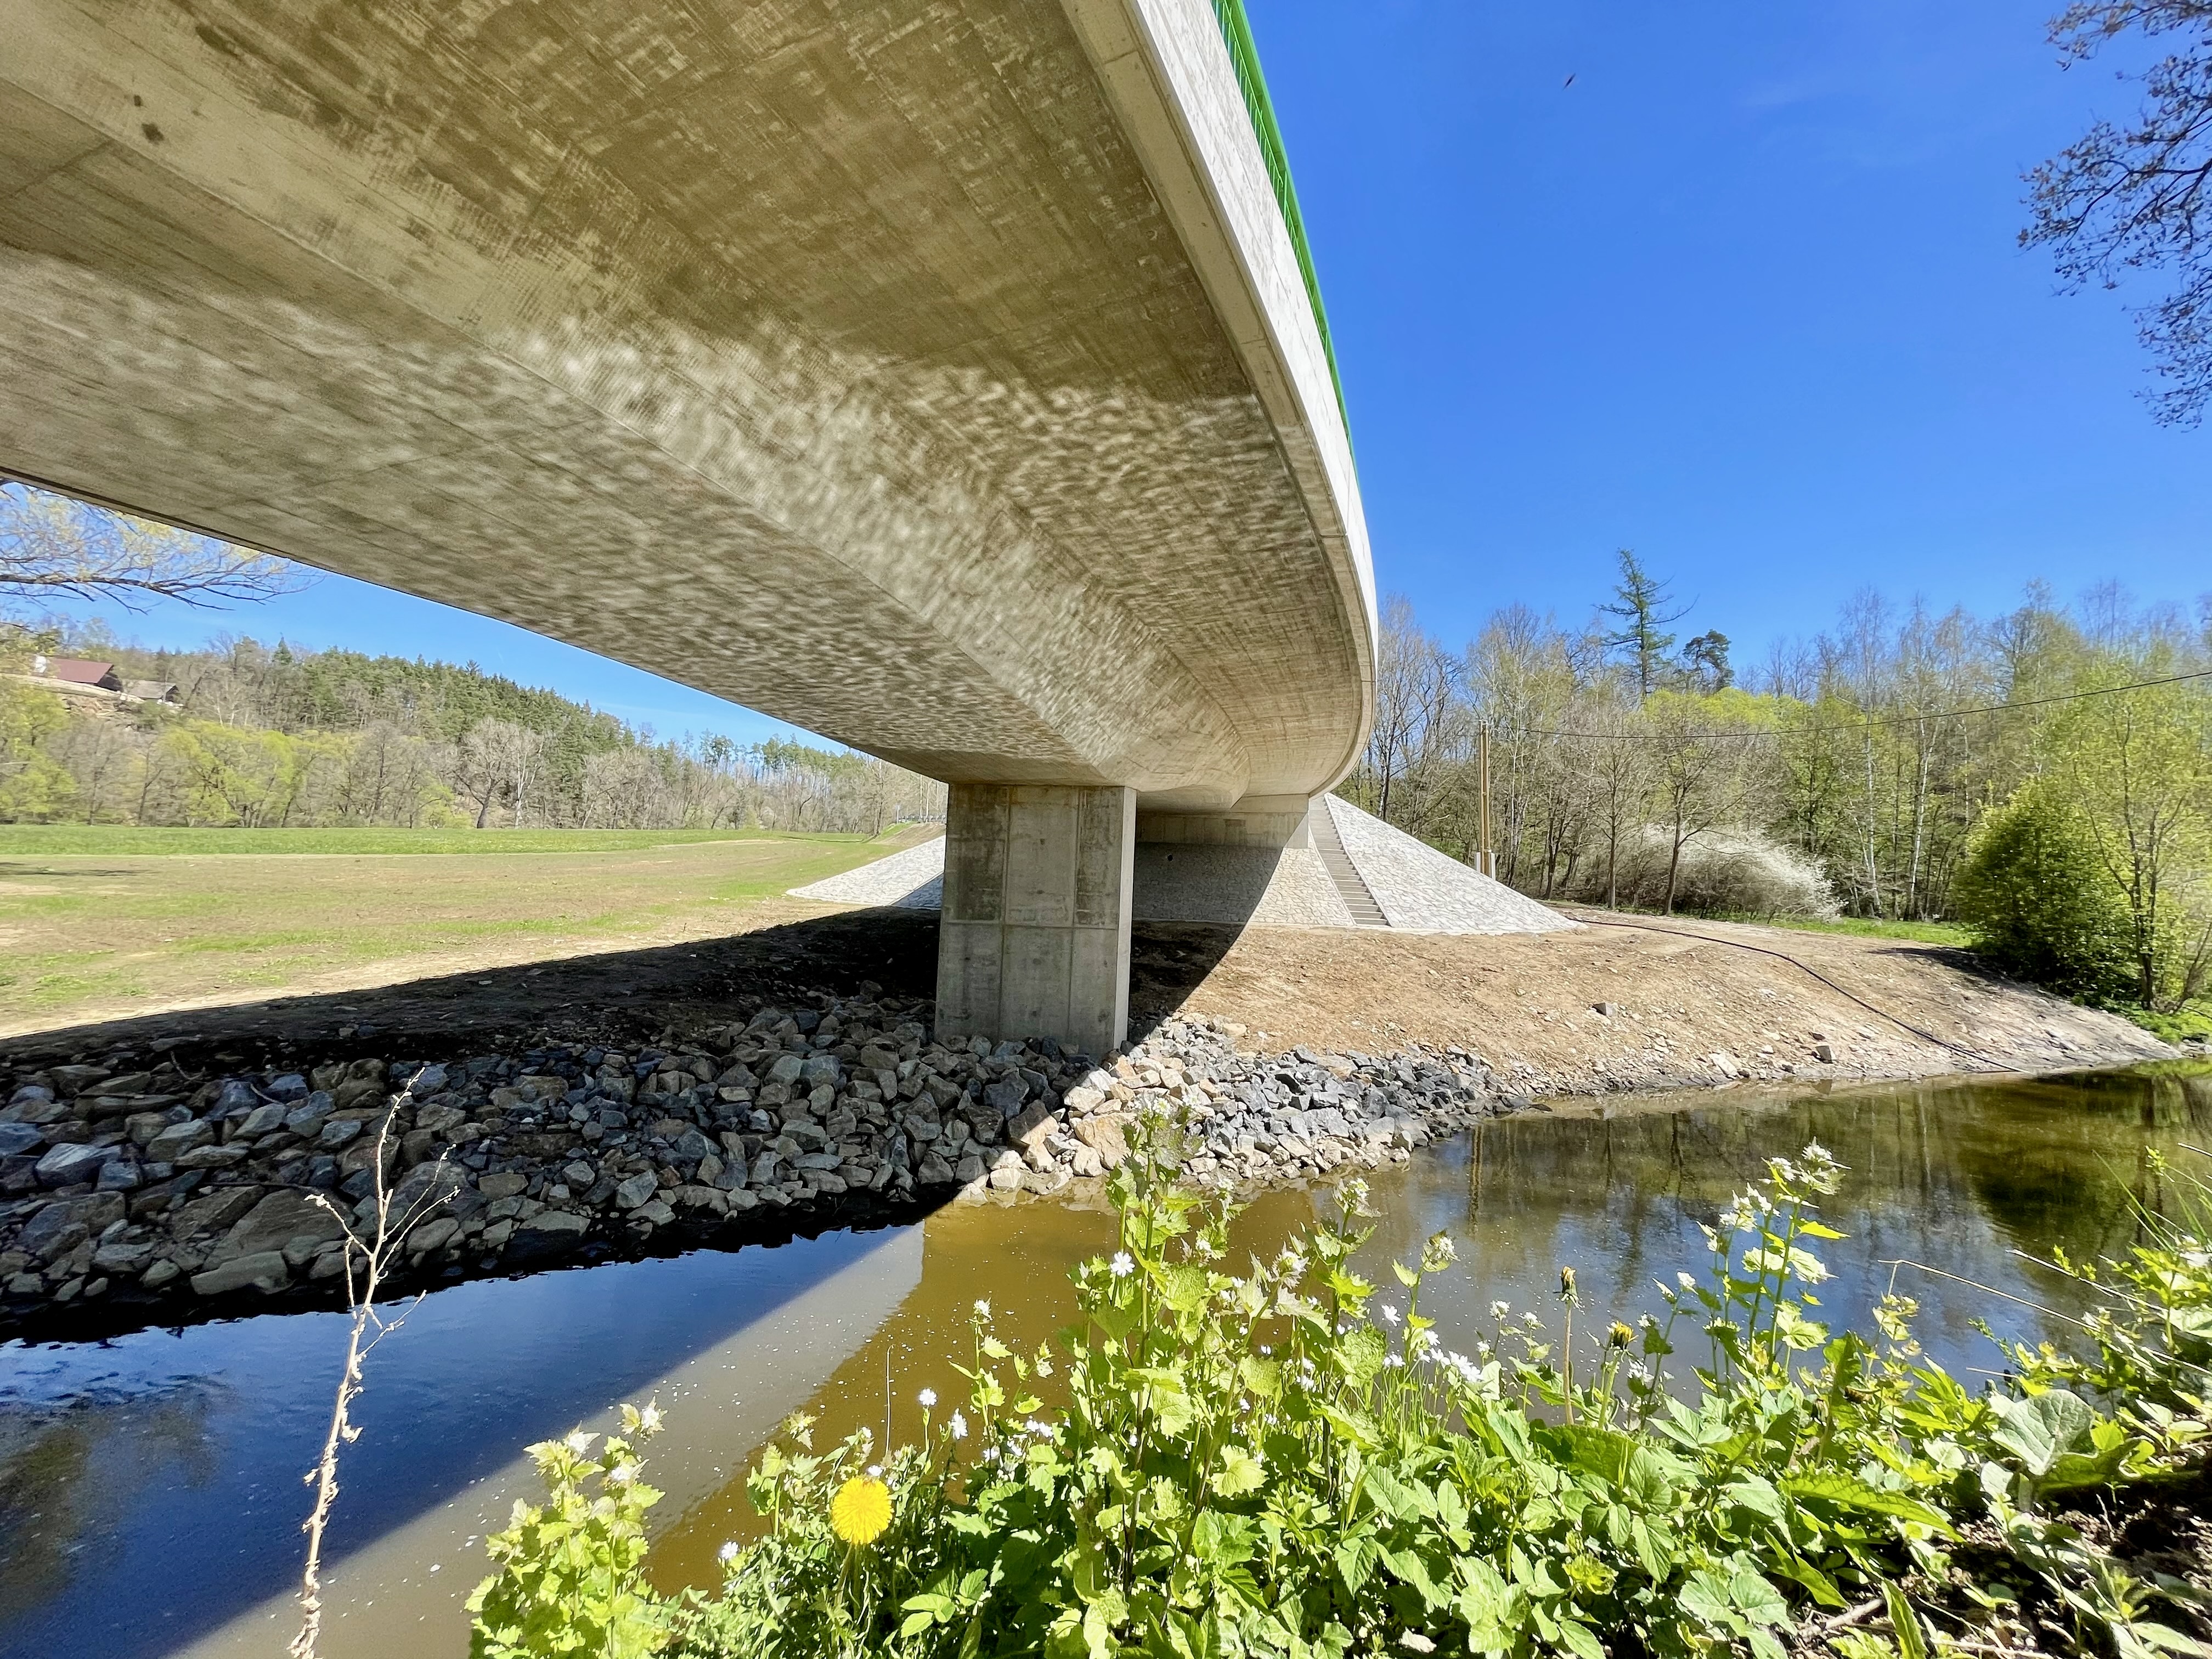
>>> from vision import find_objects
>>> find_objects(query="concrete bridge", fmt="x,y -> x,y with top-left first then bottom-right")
0,0 -> 1375,1056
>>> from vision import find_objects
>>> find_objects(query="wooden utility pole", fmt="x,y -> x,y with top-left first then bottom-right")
1477,724 -> 1495,877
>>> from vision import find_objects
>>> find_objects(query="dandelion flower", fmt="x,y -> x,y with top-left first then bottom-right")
1110,1251 -> 1135,1278
917,1388 -> 937,1408
830,1476 -> 892,1545
718,1541 -> 739,1564
949,1410 -> 968,1441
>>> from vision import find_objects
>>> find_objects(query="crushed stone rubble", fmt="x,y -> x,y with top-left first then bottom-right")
0,996 -> 1525,1331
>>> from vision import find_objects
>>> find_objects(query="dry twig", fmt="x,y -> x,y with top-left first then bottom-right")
288,1093 -> 454,1659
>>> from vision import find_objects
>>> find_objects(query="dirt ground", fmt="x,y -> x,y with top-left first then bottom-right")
1146,907 -> 2174,1090
0,870 -> 2172,1085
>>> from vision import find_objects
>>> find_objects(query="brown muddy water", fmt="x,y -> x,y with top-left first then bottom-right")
4,1063 -> 2210,1659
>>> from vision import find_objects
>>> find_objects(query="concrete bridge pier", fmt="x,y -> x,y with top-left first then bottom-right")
934,787 -> 1340,1058
934,784 -> 1137,1059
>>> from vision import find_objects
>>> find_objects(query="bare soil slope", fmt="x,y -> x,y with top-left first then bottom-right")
1141,910 -> 2171,1090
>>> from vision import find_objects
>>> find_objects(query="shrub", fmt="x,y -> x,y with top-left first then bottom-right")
470,1133 -> 2212,1659
1954,785 -> 2135,1003
1571,827 -> 1838,918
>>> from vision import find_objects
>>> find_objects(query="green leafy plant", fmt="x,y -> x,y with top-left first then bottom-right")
468,1401 -> 674,1658
473,1125 -> 2212,1659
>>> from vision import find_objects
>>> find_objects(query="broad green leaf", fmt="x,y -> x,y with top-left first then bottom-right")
1729,1568 -> 1788,1627
1781,1470 -> 1954,1533
1546,1423 -> 1638,1485
1362,1464 -> 1425,1522
1992,1388 -> 2097,1477
1209,1445 -> 1266,1498
1622,1446 -> 1685,1509
1238,1355 -> 1282,1401
1678,1570 -> 1735,1629
1334,1536 -> 1380,1595
1771,1555 -> 1844,1609
1723,1474 -> 1787,1525
1158,1265 -> 1210,1313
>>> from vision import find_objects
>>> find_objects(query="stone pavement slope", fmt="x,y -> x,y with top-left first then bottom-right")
790,838 -> 946,910
793,797 -> 1574,936
1322,796 -> 1578,935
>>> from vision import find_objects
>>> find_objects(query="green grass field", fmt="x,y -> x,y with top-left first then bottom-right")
1728,913 -> 1975,947
0,825 -> 907,856
0,823 -> 936,1030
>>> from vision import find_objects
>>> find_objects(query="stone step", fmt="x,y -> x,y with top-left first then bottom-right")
1310,799 -> 1389,926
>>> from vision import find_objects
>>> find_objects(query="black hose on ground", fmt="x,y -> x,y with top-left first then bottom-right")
1561,910 -> 2017,1074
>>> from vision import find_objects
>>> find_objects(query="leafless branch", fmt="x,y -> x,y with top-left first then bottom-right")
0,482 -> 312,613
289,1101 -> 447,1659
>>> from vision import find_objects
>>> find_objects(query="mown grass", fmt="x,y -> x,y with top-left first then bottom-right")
0,826 -> 932,1027
0,825 -> 887,856
1584,905 -> 1976,948
1724,912 -> 1974,947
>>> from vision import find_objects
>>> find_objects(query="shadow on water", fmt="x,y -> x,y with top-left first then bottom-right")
0,1225 -> 903,1659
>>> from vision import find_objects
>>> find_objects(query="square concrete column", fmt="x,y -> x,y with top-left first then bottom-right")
935,783 -> 1135,1059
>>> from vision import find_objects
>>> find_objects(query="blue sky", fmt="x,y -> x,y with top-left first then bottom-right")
35,0 -> 2210,732
1257,0 -> 2210,664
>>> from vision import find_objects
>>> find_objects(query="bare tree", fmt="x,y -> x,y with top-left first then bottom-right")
2025,1 -> 2212,424
0,482 -> 310,610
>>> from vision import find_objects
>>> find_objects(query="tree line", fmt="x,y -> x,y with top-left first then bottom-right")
0,627 -> 944,837
1347,554 -> 2212,1013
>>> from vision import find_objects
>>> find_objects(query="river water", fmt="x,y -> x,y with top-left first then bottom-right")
4,1062 -> 2209,1659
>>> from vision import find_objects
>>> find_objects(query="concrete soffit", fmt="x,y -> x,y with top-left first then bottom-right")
1059,0 -> 1379,800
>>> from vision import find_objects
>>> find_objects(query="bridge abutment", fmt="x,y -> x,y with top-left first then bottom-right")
934,783 -> 1136,1059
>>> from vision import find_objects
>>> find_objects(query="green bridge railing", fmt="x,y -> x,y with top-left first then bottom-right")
1206,0 -> 1349,435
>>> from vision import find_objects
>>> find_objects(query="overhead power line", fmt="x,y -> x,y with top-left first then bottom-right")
1514,667 -> 2212,742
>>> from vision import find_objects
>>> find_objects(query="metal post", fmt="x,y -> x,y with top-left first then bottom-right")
1477,724 -> 1494,877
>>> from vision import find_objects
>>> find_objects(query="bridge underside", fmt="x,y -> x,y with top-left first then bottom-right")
0,0 -> 1375,1054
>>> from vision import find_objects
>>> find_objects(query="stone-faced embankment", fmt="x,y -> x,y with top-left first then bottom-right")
0,998 -> 1509,1340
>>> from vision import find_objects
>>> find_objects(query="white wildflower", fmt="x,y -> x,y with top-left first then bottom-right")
1489,1300 -> 1511,1320
949,1411 -> 969,1441
608,1462 -> 638,1487
718,1541 -> 739,1564
918,1388 -> 937,1408
1110,1251 -> 1135,1277
1376,1303 -> 1402,1327
564,1429 -> 594,1455
973,1299 -> 991,1319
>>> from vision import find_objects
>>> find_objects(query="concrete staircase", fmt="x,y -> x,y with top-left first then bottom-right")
1309,799 -> 1388,926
